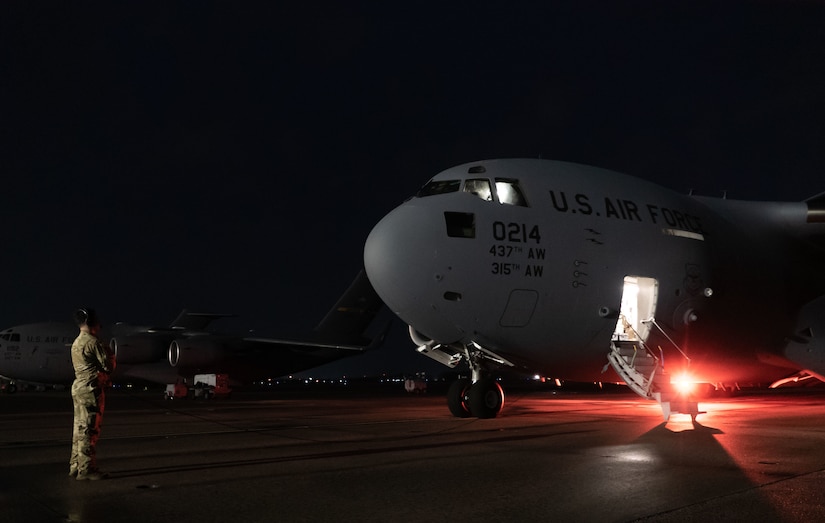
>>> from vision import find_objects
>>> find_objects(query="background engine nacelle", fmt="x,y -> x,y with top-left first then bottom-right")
167,338 -> 224,368
784,295 -> 825,381
110,335 -> 166,364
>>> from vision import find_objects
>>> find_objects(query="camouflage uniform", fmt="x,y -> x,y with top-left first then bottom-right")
68,331 -> 113,476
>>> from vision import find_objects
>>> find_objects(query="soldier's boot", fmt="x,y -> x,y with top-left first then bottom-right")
76,469 -> 108,481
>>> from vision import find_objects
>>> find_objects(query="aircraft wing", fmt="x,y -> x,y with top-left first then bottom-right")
243,317 -> 392,352
168,310 -> 236,331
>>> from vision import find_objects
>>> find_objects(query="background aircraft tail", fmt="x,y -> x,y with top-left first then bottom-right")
312,270 -> 387,346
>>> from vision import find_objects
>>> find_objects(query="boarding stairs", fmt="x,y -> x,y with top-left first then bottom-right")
606,321 -> 699,421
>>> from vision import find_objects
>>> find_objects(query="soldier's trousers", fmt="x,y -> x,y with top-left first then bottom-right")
69,383 -> 105,473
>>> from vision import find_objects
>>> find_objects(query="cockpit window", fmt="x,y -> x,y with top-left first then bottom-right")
463,179 -> 492,201
495,178 -> 528,207
416,177 -> 528,207
416,179 -> 461,198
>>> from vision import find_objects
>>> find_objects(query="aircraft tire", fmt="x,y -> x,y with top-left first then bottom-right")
468,378 -> 504,419
7,383 -> 17,394
447,379 -> 472,418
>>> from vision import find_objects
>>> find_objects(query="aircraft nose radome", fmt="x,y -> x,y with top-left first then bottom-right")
364,204 -> 465,344
364,204 -> 430,312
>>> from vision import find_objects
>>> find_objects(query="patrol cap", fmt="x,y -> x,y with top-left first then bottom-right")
74,308 -> 100,327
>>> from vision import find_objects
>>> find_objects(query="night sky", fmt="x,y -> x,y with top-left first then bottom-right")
2,2 -> 824,377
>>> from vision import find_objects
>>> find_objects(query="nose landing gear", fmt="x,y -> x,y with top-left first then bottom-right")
447,379 -> 472,418
468,377 -> 505,418
445,343 -> 508,418
447,376 -> 505,418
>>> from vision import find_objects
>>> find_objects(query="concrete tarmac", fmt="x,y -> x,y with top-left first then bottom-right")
2,385 -> 825,522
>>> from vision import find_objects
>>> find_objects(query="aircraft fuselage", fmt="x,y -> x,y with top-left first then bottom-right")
364,159 -> 825,386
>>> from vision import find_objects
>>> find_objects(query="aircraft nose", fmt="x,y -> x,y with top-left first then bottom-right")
364,204 -> 434,310
364,203 -> 465,344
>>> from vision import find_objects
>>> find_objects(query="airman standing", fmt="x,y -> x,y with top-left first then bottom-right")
68,308 -> 115,480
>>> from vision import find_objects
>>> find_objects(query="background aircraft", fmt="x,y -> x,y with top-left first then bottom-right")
364,159 -> 825,419
0,271 -> 387,392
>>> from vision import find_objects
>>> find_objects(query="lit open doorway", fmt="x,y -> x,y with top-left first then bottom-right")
613,276 -> 659,344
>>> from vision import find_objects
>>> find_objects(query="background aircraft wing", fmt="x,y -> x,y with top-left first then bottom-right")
168,310 -> 236,331
243,316 -> 392,352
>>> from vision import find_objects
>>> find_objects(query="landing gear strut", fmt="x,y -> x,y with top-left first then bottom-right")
446,345 -> 506,419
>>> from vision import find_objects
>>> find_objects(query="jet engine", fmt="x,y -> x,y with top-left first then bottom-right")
110,335 -> 166,364
167,338 -> 224,368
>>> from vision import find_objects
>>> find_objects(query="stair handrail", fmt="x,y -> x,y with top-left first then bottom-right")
645,364 -> 658,396
642,317 -> 691,364
615,316 -> 660,362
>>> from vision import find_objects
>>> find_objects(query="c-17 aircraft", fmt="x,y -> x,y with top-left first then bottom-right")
0,271 -> 387,392
364,159 -> 825,419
